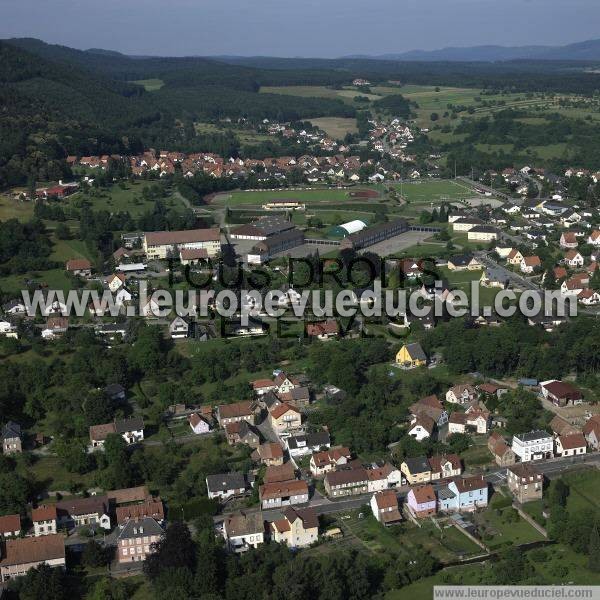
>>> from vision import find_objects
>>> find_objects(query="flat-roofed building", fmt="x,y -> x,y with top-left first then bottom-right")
143,228 -> 221,259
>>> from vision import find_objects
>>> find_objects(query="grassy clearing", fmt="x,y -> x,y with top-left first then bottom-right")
563,470 -> 600,513
308,117 -> 358,138
49,238 -> 93,263
0,196 -> 35,222
0,267 -> 74,296
130,78 -> 164,91
395,179 -> 474,203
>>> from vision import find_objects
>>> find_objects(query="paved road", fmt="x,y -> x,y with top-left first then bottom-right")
475,251 -> 540,292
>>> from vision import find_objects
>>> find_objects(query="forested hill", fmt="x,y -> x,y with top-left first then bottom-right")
0,39 -> 355,188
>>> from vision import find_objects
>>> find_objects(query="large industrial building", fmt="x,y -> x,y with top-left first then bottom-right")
230,216 -> 296,241
340,218 -> 409,250
247,229 -> 305,264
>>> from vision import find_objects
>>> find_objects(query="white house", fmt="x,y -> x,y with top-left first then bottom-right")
188,413 -> 211,435
511,430 -> 553,462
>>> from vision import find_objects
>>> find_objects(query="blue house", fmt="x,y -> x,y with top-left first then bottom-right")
437,476 -> 488,512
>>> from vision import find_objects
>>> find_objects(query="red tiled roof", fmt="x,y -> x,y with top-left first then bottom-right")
31,505 -> 57,522
0,534 -> 65,567
0,514 -> 21,534
558,433 -> 587,450
411,485 -> 435,504
259,479 -> 308,501
270,402 -> 300,420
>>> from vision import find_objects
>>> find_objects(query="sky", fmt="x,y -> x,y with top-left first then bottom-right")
1,0 -> 599,57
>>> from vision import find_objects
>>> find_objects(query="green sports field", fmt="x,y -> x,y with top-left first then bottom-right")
395,179 -> 474,203
213,188 -> 375,206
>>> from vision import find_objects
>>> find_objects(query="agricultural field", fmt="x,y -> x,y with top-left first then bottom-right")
130,78 -> 164,91
308,117 -> 358,138
260,85 -> 387,104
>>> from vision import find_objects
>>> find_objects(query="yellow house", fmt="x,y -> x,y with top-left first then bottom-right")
396,343 -> 427,368
400,457 -> 432,485
270,507 -> 319,548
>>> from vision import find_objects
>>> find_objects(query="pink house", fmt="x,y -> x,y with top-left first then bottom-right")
407,485 -> 437,518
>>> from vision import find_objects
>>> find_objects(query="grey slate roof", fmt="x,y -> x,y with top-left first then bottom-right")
115,417 -> 144,433
403,456 -> 431,474
118,517 -> 163,540
514,430 -> 551,443
206,472 -> 247,494
1,421 -> 21,441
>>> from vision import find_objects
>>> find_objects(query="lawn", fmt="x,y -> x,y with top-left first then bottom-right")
308,117 -> 358,138
0,196 -> 35,222
0,267 -> 74,296
563,470 -> 600,513
22,455 -> 95,492
475,495 -> 545,550
50,238 -> 93,263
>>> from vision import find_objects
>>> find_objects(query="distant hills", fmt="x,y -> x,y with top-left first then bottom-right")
347,38 -> 600,62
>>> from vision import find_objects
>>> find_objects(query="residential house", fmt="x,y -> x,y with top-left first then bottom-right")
555,433 -> 587,457
540,380 -> 583,406
370,490 -> 402,526
395,343 -> 427,368
271,507 -> 319,547
468,225 -> 499,242
217,401 -> 257,426
512,430 -> 553,462
264,462 -> 296,484
274,372 -> 300,394
259,480 -> 309,509
89,417 -> 144,448
428,455 -> 462,480
588,230 -> 600,246
279,386 -> 311,409
584,416 -> 600,450
225,421 -> 260,447
366,463 -> 403,492
480,267 -> 509,289
446,384 -> 478,405
206,473 -> 248,501
447,254 -> 483,271
65,258 -> 92,277
252,442 -> 284,466
409,395 -> 448,428
41,316 -> 69,339
56,496 -> 111,530
269,403 -> 302,436
224,511 -> 265,553
31,506 -> 58,537
407,485 -> 437,518
507,463 -> 543,503
478,383 -> 508,398
1,421 -> 22,454
306,320 -> 339,339
0,535 -> 66,582
115,498 -> 165,526
0,515 -> 21,538
488,433 -> 517,466
286,431 -> 331,458
579,289 -> 600,305
437,476 -> 488,513
408,414 -> 435,441
506,249 -> 524,266
400,456 -> 432,485
324,467 -> 369,497
252,379 -> 277,397
169,316 -> 190,339
117,517 -> 163,563
520,256 -> 541,274
560,232 -> 578,249
448,412 -> 467,434
107,273 -> 126,292
549,415 -> 579,438
310,447 -> 351,477
563,250 -> 584,268
188,413 -> 211,435
465,405 -> 490,434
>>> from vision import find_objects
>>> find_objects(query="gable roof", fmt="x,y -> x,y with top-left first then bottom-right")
260,479 -> 308,500
118,517 -> 163,540
270,402 -> 300,420
411,484 -> 435,504
31,505 -> 58,522
264,462 -> 296,484
206,472 -> 246,493
225,511 -> 264,537
403,456 -> 431,474
0,514 -> 21,534
218,401 -> 256,419
558,433 -> 587,450
0,534 -> 65,567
